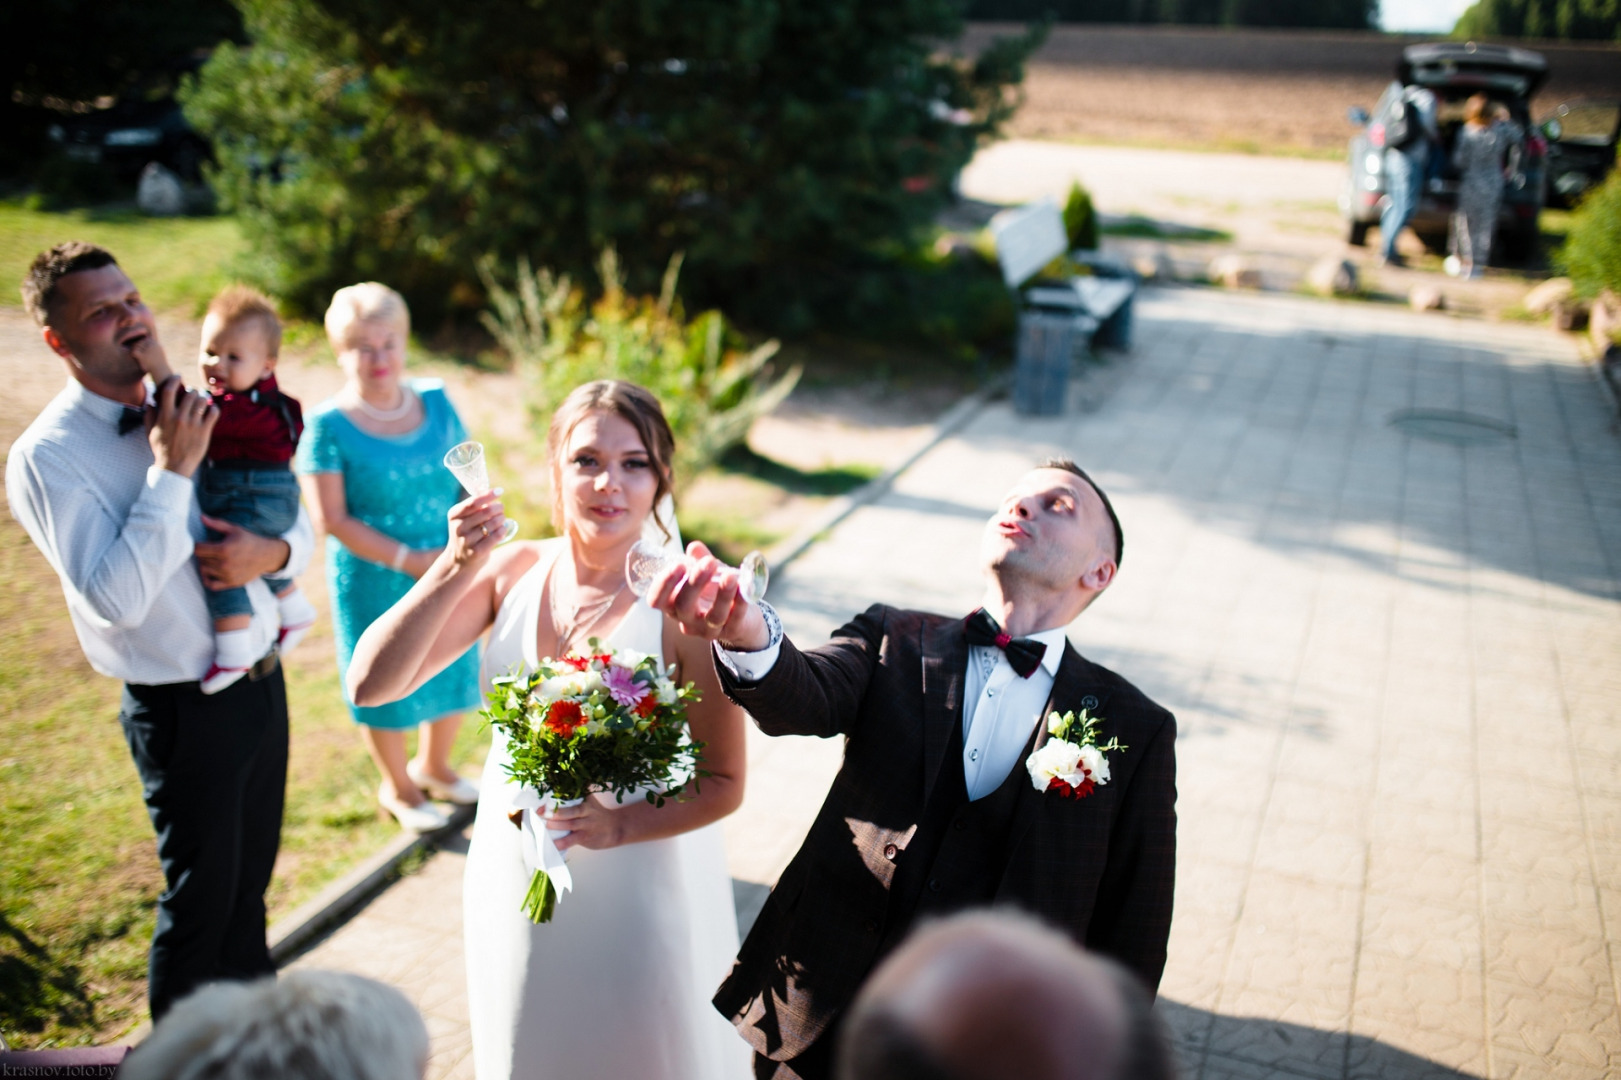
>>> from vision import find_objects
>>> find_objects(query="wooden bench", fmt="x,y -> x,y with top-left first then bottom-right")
989,199 -> 1137,415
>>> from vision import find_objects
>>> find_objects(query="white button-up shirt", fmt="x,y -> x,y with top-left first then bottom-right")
720,606 -> 1066,800
961,628 -> 1065,800
6,379 -> 313,685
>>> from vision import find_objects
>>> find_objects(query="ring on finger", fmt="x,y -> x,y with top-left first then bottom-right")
480,524 -> 489,538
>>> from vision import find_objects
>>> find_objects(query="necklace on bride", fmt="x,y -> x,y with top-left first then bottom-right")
549,559 -> 628,658
344,385 -> 417,422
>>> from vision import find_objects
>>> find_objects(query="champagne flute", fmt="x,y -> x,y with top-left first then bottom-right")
444,441 -> 519,543
625,539 -> 768,605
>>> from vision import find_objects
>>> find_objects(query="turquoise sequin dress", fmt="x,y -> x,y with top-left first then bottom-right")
295,379 -> 481,729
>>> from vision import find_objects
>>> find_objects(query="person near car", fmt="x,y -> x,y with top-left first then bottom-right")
7,242 -> 314,1020
1378,83 -> 1439,267
1446,94 -> 1511,280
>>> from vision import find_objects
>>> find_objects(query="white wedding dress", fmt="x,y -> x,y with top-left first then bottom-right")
464,542 -> 750,1080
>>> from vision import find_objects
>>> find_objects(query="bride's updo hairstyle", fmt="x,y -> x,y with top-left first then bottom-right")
546,380 -> 676,539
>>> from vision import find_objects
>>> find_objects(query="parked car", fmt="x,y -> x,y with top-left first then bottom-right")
48,94 -> 210,183
1538,99 -> 1620,208
1340,42 -> 1549,263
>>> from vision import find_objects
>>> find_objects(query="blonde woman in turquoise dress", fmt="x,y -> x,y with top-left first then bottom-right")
295,283 -> 482,832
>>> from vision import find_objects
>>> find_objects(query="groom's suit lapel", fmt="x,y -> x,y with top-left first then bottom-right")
919,617 -> 969,807
1005,640 -> 1111,850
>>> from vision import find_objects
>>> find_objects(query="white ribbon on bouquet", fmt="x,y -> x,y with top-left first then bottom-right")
510,787 -> 579,900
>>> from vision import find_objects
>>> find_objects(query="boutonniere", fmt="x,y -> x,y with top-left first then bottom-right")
1025,708 -> 1126,799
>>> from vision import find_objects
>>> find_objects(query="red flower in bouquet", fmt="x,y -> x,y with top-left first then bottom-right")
544,700 -> 586,736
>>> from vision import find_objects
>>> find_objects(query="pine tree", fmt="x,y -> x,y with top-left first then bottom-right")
1453,0 -> 1621,41
183,0 -> 1042,332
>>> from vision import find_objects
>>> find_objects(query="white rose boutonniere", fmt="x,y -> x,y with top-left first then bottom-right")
1026,708 -> 1125,800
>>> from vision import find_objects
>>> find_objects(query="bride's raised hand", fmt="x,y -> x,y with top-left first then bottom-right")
445,490 -> 509,568
540,794 -> 627,852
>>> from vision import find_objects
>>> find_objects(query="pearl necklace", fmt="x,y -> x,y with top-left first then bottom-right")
344,385 -> 417,422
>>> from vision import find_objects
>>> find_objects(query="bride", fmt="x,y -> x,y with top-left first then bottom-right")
347,380 -> 751,1080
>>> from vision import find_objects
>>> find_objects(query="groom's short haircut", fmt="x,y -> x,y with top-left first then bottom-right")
1039,457 -> 1123,567
837,911 -> 1173,1080
22,241 -> 118,325
118,969 -> 429,1080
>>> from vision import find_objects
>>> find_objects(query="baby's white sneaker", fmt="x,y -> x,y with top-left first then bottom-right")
202,628 -> 256,695
277,589 -> 318,652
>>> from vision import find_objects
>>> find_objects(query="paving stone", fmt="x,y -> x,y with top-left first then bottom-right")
1358,894 -> 1483,971
1346,1018 -> 1488,1080
1352,952 -> 1486,1040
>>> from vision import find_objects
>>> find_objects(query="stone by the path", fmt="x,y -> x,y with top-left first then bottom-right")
1306,256 -> 1359,297
1409,284 -> 1446,311
1209,254 -> 1262,290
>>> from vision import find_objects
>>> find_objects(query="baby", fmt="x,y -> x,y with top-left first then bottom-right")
140,286 -> 317,693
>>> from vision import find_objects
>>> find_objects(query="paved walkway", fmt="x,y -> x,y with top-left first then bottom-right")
291,288 -> 1621,1080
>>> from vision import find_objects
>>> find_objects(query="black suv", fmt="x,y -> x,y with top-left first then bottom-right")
1341,42 -> 1549,262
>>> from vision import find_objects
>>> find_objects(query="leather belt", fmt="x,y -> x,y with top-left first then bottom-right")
247,646 -> 281,682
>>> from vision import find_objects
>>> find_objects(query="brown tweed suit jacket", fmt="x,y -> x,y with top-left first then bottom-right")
713,604 -> 1178,1063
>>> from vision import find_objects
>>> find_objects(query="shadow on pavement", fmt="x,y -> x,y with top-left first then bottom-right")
1160,998 -> 1481,1080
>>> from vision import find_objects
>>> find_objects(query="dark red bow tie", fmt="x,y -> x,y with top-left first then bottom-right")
116,406 -> 146,435
963,608 -> 1046,678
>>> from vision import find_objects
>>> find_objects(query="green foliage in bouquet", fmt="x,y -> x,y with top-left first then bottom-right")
481,251 -> 800,491
481,645 -> 705,807
179,0 -> 1042,338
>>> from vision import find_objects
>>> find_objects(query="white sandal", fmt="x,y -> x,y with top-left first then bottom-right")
378,785 -> 450,832
407,761 -> 480,805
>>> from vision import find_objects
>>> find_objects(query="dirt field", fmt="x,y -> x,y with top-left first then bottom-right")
959,24 -> 1621,155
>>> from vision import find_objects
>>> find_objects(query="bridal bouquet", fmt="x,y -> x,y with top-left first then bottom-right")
483,640 -> 704,923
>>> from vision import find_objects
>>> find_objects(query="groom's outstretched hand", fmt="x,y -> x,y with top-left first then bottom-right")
646,541 -> 771,652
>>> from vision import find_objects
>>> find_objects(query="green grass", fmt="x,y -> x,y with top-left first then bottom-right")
1098,215 -> 1233,243
716,445 -> 882,497
0,512 -> 489,1049
0,200 -> 246,317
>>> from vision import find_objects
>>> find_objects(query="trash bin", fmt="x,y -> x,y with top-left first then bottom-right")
1013,311 -> 1081,416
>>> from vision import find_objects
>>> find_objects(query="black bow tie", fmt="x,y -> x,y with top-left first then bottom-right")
963,608 -> 1046,678
116,406 -> 146,435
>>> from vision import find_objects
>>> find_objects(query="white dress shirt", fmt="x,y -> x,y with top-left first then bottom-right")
718,606 -> 1066,800
960,628 -> 1065,800
6,379 -> 313,685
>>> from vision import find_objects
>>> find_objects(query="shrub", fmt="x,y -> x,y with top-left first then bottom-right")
182,0 -> 1045,338
1560,170 -> 1621,300
480,252 -> 800,489
1063,181 -> 1099,252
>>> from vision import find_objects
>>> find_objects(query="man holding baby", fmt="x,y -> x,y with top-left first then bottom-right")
6,242 -> 313,1019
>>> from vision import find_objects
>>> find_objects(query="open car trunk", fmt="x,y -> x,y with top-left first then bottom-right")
1400,43 -> 1550,100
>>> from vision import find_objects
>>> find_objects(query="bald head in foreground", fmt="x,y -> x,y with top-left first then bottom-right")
837,912 -> 1176,1080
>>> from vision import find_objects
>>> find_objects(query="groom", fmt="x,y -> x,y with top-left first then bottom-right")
651,460 -> 1177,1080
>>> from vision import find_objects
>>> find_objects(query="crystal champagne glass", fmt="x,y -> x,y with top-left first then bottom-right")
443,441 -> 519,543
625,540 -> 768,605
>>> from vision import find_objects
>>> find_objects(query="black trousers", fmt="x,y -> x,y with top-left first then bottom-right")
119,663 -> 288,1019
